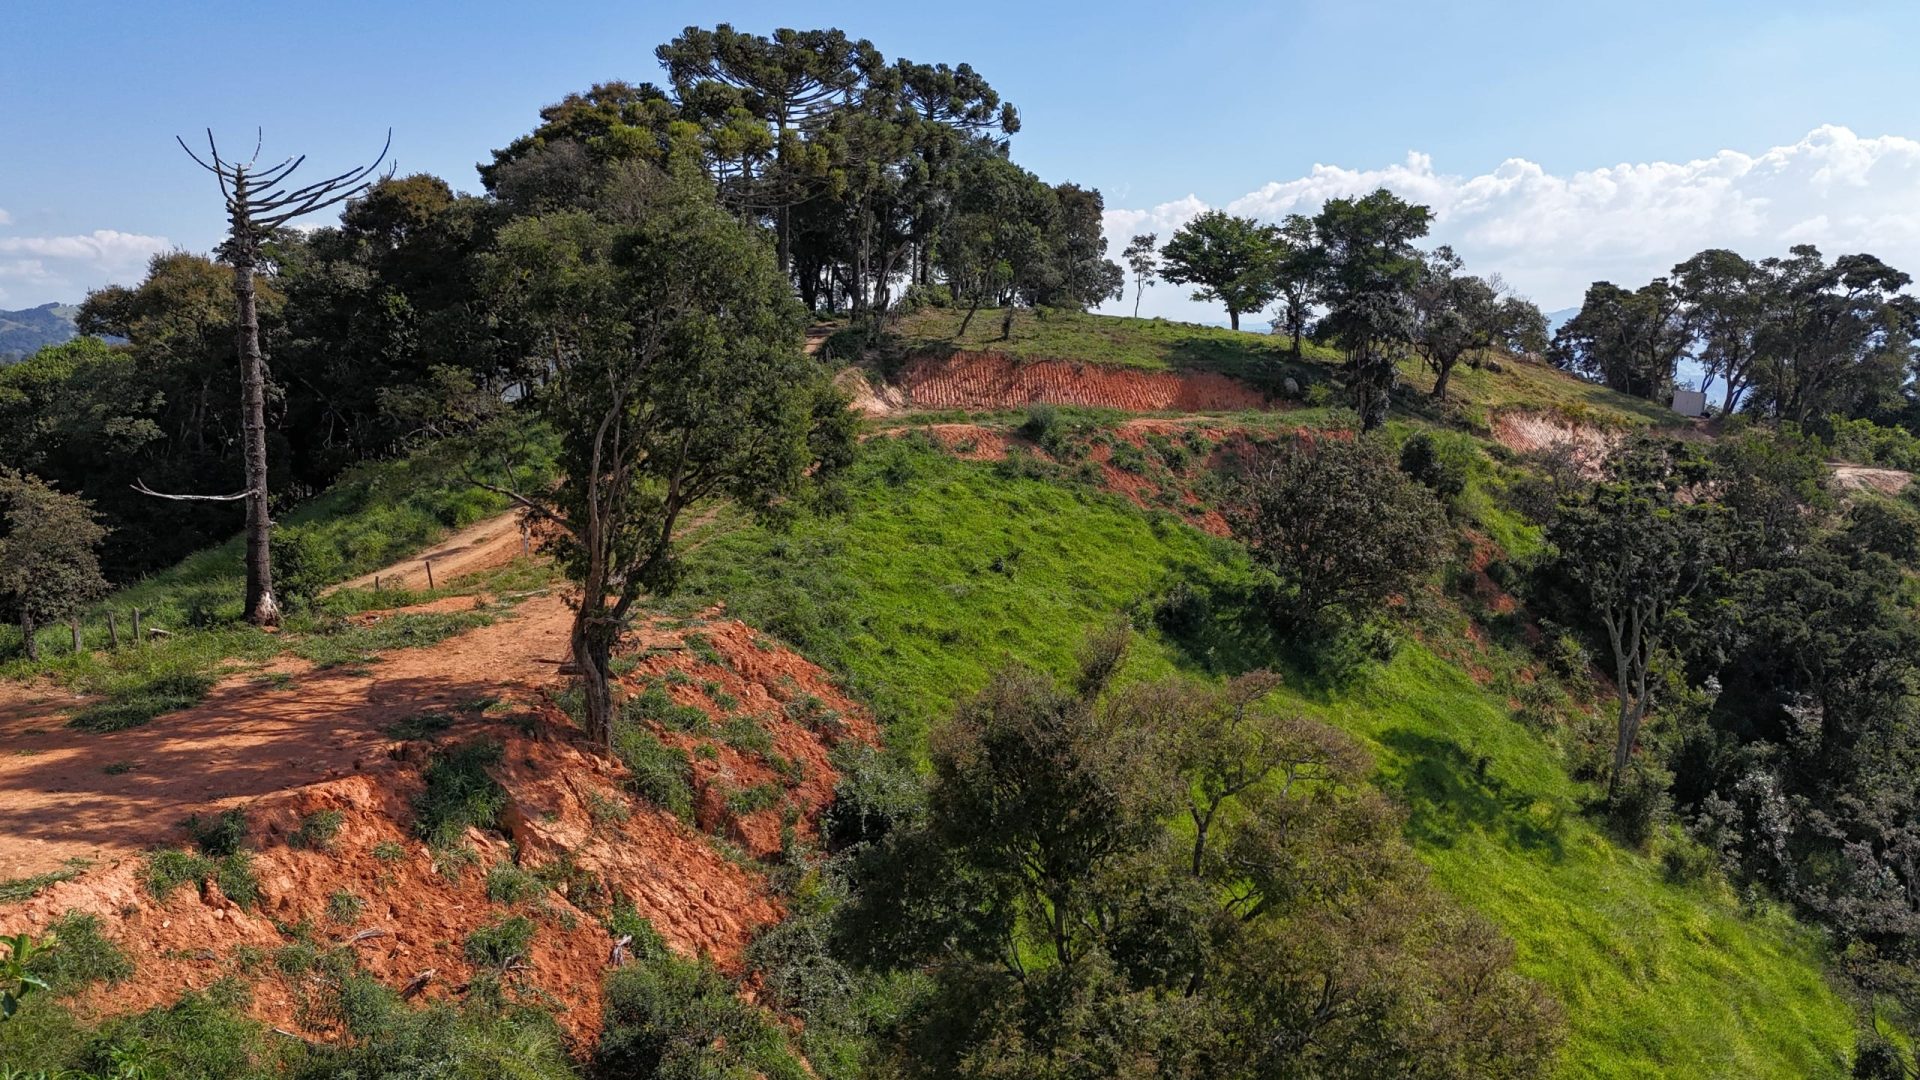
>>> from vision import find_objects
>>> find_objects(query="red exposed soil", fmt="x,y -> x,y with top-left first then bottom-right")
0,580 -> 872,1047
896,351 -> 1273,412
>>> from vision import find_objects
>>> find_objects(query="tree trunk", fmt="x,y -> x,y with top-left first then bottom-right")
572,609 -> 616,751
1000,304 -> 1015,340
1721,379 -> 1740,417
959,298 -> 982,337
1431,357 -> 1454,400
21,613 -> 36,663
1291,321 -> 1303,356
229,174 -> 280,627
233,254 -> 280,627
1133,286 -> 1143,319
1228,307 -> 1240,332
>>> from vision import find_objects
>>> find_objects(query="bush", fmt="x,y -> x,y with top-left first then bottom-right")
413,741 -> 506,850
596,950 -> 807,1080
271,525 -> 346,611
326,890 -> 366,924
1398,429 -> 1474,502
141,849 -> 214,901
612,725 -> 694,822
484,862 -> 543,905
822,744 -> 926,853
1608,761 -> 1673,850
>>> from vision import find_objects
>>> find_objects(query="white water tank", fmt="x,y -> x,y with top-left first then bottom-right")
1670,389 -> 1707,417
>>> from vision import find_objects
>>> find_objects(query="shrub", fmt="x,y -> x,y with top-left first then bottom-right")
586,789 -> 630,827
595,950 -> 807,1080
413,741 -> 506,850
1398,429 -> 1474,502
372,840 -> 408,862
214,852 -> 260,909
721,715 -> 774,756
289,809 -> 346,852
271,525 -> 346,611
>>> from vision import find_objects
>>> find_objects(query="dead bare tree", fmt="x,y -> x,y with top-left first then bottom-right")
137,129 -> 390,625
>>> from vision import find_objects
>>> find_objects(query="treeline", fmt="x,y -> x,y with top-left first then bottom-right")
1551,246 -> 1920,429
0,22 -> 1120,588
1133,195 -> 1549,428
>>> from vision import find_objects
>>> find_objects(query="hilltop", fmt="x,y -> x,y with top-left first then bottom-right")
0,302 -> 79,363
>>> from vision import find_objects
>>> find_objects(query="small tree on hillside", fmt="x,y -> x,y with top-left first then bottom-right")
479,166 -> 855,751
0,471 -> 109,662
1159,211 -> 1281,331
1545,438 -> 1722,798
1225,436 -> 1446,636
1411,246 -> 1500,401
1270,213 -> 1324,356
1313,189 -> 1432,431
1123,232 -> 1159,318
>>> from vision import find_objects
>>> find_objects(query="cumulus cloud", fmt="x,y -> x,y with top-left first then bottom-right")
0,226 -> 170,308
1104,125 -> 1920,323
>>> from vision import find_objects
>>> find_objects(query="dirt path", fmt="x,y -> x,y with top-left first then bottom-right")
330,512 -> 529,594
0,594 -> 573,881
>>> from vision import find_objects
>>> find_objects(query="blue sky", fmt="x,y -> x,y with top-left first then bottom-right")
6,0 -> 1920,316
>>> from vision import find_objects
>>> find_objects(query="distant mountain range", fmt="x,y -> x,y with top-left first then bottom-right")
0,302 -> 81,363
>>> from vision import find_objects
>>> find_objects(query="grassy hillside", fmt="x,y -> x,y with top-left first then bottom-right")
672,433 -> 1856,1079
881,306 -> 1683,429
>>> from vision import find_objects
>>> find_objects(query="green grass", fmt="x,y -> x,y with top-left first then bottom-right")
670,435 -> 1855,1078
413,740 -> 508,851
0,859 -> 89,903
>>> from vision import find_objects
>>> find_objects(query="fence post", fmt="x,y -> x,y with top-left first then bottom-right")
424,560 -> 435,591
132,607 -> 143,644
70,618 -> 82,654
107,611 -> 119,649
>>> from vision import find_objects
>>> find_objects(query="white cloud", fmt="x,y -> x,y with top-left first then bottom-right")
0,227 -> 170,309
1104,125 -> 1920,322
0,208 -> 12,227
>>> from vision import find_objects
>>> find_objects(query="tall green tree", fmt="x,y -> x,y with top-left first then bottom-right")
0,470 -> 108,662
1312,189 -> 1432,430
1269,213 -> 1323,356
1410,246 -> 1501,401
479,165 -> 853,751
1545,438 -> 1723,797
1671,248 -> 1769,415
1751,245 -> 1919,425
1158,210 -> 1281,331
1122,233 -> 1158,318
1549,279 -> 1690,402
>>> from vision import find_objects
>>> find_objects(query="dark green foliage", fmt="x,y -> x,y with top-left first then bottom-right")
269,525 -> 344,611
325,890 -> 365,925
0,469 -> 109,662
289,809 -> 346,852
1311,189 -> 1434,429
0,862 -> 86,904
463,915 -> 536,969
65,670 -> 214,732
622,685 -> 711,733
141,848 -> 214,901
1398,427 -> 1474,501
596,948 -> 808,1080
1157,210 -> 1280,331
182,807 -> 249,856
413,740 -> 507,850
612,724 -> 695,822
843,631 -> 1563,1077
29,911 -> 133,995
1225,435 -> 1447,638
1550,279 -> 1688,401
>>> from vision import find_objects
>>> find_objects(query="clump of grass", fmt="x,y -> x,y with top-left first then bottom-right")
182,808 -> 249,856
66,670 -> 215,733
484,862 -> 543,905
464,915 -> 536,969
30,910 -> 134,994
102,760 -> 137,775
621,685 -> 712,734
289,808 -> 346,852
724,783 -> 783,817
385,711 -> 456,741
684,633 -> 724,666
214,852 -> 259,909
372,840 -> 408,862
720,715 -> 774,757
0,859 -> 88,903
141,849 -> 214,900
413,740 -> 506,850
612,725 -> 694,822
586,789 -> 630,828
325,889 -> 365,924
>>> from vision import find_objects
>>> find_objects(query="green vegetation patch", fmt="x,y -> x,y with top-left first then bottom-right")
413,740 -> 507,850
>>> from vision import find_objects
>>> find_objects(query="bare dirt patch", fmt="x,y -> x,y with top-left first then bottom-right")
1490,410 -> 1621,475
895,351 -> 1273,412
330,512 -> 530,594
1831,463 -> 1914,496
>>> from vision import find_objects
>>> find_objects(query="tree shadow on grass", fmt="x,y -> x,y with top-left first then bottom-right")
1376,726 -> 1568,862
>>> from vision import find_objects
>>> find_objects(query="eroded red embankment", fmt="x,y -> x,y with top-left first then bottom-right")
897,351 -> 1271,412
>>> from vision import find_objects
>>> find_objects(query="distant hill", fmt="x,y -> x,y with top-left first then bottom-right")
0,301 -> 81,363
